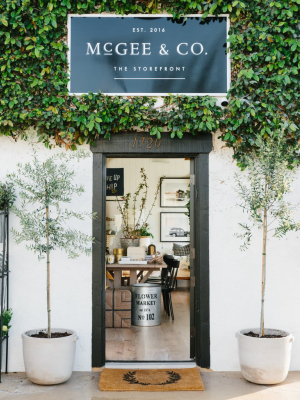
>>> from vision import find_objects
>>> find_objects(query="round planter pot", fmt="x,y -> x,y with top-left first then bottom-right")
236,328 -> 294,384
22,328 -> 77,385
120,238 -> 139,251
139,236 -> 151,252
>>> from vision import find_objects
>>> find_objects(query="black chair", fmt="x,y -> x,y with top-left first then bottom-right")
145,254 -> 173,285
161,256 -> 180,321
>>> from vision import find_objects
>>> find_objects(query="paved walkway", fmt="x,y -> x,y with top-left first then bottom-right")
0,370 -> 299,400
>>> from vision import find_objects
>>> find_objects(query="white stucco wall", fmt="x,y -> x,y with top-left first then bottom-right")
210,133 -> 300,371
0,136 -> 93,371
1,132 -> 300,371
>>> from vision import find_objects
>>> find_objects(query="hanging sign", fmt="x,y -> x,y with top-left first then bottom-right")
68,15 -> 229,96
106,168 -> 124,196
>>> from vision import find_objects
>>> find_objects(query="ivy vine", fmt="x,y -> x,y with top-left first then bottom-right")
0,1 -> 299,167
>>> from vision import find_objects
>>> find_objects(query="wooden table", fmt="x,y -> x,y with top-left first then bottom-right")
106,263 -> 167,289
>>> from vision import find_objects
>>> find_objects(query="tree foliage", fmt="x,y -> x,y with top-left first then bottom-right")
235,131 -> 300,336
8,149 -> 95,337
0,1 -> 299,167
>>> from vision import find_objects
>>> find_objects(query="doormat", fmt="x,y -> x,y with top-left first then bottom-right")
99,368 -> 204,391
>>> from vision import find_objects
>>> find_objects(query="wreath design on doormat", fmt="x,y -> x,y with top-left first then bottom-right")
123,370 -> 181,386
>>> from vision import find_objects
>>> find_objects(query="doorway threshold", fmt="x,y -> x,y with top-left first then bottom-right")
105,361 -> 197,369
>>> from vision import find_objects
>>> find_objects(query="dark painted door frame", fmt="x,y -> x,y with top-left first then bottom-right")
90,132 -> 212,368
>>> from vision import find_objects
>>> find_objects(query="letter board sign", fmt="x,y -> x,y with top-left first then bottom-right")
68,15 -> 229,96
106,168 -> 124,196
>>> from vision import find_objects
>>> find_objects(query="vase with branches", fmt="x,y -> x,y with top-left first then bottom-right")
235,131 -> 300,384
8,149 -> 95,385
116,168 -> 163,245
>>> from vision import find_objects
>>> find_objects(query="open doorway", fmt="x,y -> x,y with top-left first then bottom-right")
91,132 -> 211,368
105,158 -> 191,361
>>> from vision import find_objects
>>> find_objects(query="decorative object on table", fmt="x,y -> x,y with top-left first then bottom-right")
107,254 -> 115,264
160,212 -> 190,242
9,149 -> 95,385
234,132 -> 300,385
105,288 -> 131,328
148,253 -> 164,265
131,283 -> 161,327
147,243 -> 156,255
118,260 -> 148,265
160,178 -> 190,208
113,248 -> 125,263
116,168 -> 164,246
127,247 -> 146,261
106,168 -> 124,197
120,237 -> 140,251
137,223 -> 154,252
145,255 -> 154,262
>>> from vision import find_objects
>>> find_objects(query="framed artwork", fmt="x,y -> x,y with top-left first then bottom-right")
160,178 -> 190,208
160,212 -> 190,242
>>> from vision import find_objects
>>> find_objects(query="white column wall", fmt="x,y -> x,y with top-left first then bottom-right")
210,132 -> 300,371
1,132 -> 300,371
0,136 -> 93,371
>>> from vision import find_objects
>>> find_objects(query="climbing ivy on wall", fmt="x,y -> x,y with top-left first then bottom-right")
0,1 -> 299,167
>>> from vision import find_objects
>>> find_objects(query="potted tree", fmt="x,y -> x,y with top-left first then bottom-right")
9,149 -> 94,385
116,168 -> 162,251
235,132 -> 300,384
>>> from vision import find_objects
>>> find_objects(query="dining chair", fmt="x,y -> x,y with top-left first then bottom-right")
161,256 -> 180,321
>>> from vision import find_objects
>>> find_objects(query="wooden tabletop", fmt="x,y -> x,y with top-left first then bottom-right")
106,263 -> 166,289
107,263 -> 167,270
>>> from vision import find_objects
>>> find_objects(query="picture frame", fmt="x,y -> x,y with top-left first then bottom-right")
160,212 -> 190,242
160,178 -> 190,208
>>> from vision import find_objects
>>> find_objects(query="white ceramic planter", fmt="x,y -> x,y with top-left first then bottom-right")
22,328 -> 77,385
139,236 -> 151,252
236,328 -> 294,384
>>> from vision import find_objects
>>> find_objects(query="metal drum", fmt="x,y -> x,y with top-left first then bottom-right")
131,284 -> 161,327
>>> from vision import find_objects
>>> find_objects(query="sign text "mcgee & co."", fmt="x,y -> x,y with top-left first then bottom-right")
68,15 -> 229,95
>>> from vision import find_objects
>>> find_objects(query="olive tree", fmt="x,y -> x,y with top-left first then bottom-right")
235,132 -> 300,337
9,149 -> 95,338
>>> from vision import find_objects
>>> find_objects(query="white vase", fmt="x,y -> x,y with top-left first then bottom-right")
22,328 -> 77,385
139,237 -> 151,253
236,328 -> 294,384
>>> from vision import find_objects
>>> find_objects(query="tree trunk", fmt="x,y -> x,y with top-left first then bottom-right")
260,184 -> 267,338
45,188 -> 51,339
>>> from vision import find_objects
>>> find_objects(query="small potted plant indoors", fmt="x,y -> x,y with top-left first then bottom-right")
235,131 -> 300,384
116,168 -> 163,251
0,182 -> 16,242
9,149 -> 94,385
137,223 -> 154,251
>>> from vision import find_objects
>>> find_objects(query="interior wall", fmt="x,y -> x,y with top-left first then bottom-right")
106,158 -> 190,255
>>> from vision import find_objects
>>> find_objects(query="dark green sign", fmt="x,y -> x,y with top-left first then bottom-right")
68,15 -> 229,95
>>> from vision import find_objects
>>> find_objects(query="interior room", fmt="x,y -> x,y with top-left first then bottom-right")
105,157 -> 191,361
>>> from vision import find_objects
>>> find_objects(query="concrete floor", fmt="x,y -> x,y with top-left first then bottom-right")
0,370 -> 299,400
